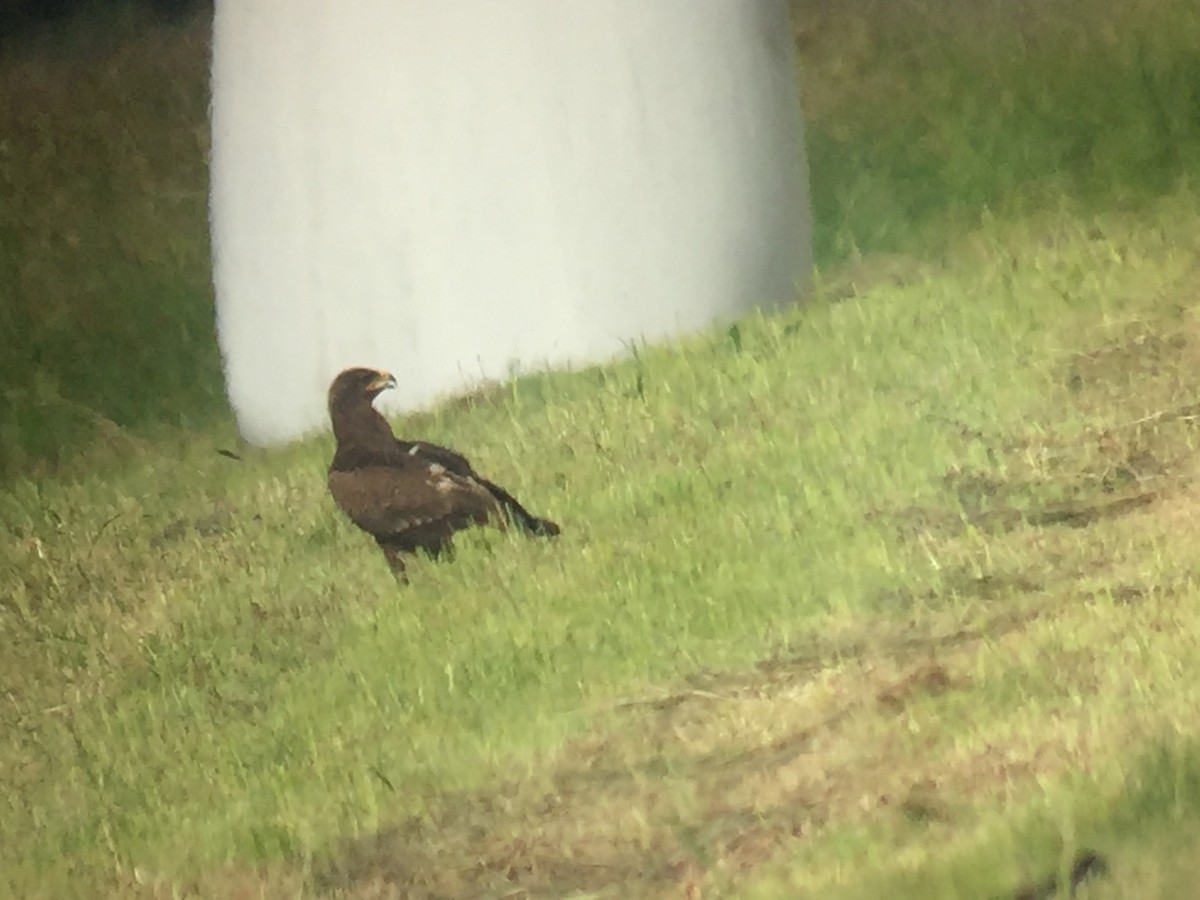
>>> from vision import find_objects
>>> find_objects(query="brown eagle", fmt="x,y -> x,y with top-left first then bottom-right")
327,367 -> 560,576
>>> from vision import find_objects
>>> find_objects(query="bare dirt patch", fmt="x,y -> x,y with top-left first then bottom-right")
310,604 -> 1056,899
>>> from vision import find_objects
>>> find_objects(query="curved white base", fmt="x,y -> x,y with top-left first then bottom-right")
210,0 -> 811,444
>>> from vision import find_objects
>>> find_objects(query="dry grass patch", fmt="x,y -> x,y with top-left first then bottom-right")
302,570 -> 1197,899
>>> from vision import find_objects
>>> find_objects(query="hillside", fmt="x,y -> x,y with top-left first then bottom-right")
3,1 -> 1200,897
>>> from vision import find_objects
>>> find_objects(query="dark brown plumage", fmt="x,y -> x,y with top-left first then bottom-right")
326,367 -> 560,576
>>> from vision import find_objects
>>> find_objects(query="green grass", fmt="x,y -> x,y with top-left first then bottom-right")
797,0 -> 1200,261
5,0 -> 1200,897
0,2 -> 219,477
797,737 -> 1200,899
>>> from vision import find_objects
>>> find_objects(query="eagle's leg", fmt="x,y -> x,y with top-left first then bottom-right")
377,540 -> 410,582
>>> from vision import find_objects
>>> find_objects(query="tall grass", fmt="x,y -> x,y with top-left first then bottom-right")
795,0 -> 1200,260
0,3 -> 219,477
5,1 -> 1200,897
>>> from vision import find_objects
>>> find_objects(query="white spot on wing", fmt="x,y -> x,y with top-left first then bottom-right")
408,445 -> 421,455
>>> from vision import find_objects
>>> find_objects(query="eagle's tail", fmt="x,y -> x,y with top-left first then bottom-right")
478,478 -> 561,537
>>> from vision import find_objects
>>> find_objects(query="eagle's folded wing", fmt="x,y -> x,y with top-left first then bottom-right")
328,461 -> 502,540
394,439 -> 476,478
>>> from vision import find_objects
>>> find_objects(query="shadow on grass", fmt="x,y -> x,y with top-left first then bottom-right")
0,280 -> 227,476
0,5 -> 226,479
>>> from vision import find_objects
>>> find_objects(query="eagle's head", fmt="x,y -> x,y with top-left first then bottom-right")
329,366 -> 395,405
327,367 -> 397,430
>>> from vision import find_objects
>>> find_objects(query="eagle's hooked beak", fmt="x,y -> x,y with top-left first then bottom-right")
367,371 -> 397,394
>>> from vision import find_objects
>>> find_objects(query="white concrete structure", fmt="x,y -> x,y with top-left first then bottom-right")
210,1 -> 811,445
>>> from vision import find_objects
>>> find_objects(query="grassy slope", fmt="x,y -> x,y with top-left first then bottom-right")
4,0 -> 1200,897
0,4 -> 220,477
